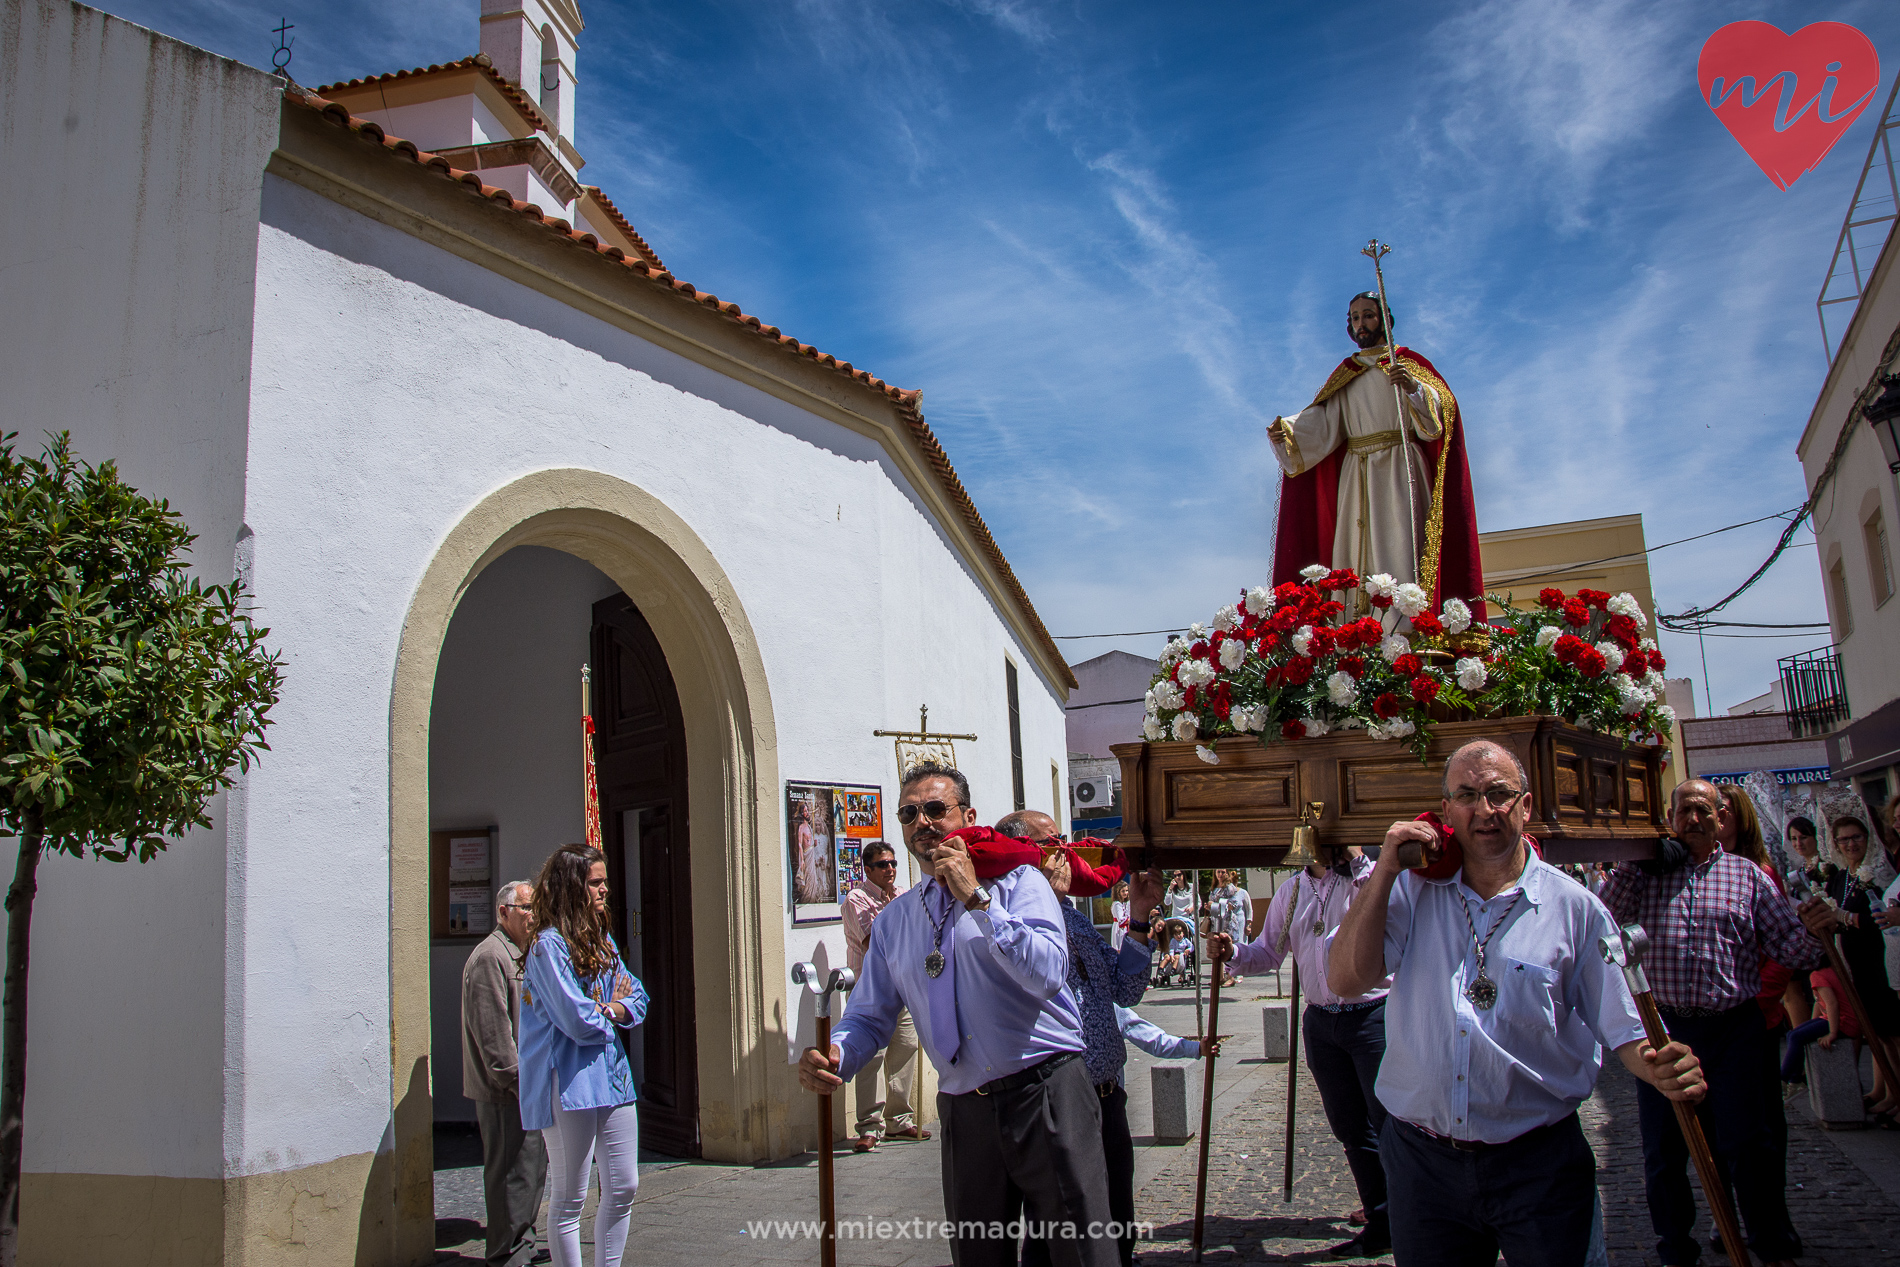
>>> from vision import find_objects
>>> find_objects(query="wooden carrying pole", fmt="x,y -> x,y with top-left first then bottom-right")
1190,916 -> 1224,1262
1283,959 -> 1300,1202
1601,925 -> 1747,1267
793,964 -> 855,1267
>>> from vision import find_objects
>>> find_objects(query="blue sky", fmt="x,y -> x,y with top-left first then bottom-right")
112,0 -> 1900,714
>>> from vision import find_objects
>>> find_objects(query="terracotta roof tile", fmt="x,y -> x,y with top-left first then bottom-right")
314,56 -> 553,137
282,86 -> 1073,690
580,186 -> 665,271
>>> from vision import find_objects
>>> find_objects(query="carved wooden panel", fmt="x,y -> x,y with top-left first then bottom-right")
1163,766 -> 1297,823
1340,758 -> 1443,818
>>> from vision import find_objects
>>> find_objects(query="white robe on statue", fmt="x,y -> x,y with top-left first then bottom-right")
1270,350 -> 1445,585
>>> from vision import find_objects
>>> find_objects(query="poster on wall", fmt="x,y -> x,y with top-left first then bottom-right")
787,782 -> 882,924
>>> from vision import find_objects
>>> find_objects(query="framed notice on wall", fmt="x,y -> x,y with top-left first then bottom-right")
430,827 -> 499,941
786,782 -> 883,925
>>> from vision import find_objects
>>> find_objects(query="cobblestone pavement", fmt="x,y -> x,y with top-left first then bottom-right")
433,977 -> 1900,1265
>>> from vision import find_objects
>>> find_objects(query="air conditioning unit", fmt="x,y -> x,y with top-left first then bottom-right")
1071,774 -> 1114,809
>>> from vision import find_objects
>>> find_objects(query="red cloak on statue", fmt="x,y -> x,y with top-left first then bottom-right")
1270,347 -> 1485,615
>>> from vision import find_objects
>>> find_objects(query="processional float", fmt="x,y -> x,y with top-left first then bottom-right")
1139,239 -> 1692,1254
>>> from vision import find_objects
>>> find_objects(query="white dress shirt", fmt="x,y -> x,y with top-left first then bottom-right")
831,865 -> 1083,1096
1359,852 -> 1644,1144
1232,855 -> 1389,1006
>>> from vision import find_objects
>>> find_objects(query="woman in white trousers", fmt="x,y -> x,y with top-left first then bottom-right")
518,843 -> 650,1267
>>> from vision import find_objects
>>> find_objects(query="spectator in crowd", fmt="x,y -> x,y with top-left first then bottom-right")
1331,740 -> 1708,1267
462,881 -> 547,1267
997,808 -> 1161,1267
1716,786 -> 1802,1035
519,844 -> 648,1267
1110,879 -> 1132,950
1821,813 -> 1900,1118
802,762 -> 1117,1267
1780,962 -> 1859,1085
1164,871 -> 1197,924
1787,817 -> 1826,885
1157,921 -> 1194,987
840,840 -> 926,1152
1601,779 -> 1833,1267
1208,870 -> 1252,987
1214,841 -> 1390,1260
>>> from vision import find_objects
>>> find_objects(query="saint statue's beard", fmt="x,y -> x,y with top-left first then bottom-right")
1350,326 -> 1384,349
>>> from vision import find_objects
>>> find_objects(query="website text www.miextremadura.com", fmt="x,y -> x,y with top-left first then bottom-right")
742,1219 -> 1156,1241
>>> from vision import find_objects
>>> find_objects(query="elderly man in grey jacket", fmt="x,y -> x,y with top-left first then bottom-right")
463,880 -> 548,1266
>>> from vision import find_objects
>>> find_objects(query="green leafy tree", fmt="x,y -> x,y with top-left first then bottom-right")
0,433 -> 282,1265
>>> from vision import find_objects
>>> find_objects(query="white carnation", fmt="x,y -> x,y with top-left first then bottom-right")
1300,564 -> 1329,581
1656,704 -> 1677,726
1394,583 -> 1429,617
1244,585 -> 1276,616
1302,715 -> 1332,738
1334,715 -> 1367,730
1594,641 -> 1626,672
1172,713 -> 1199,742
1326,672 -> 1358,705
1195,744 -> 1220,765
1639,637 -> 1659,653
1179,659 -> 1217,687
1607,592 -> 1647,629
1159,637 -> 1190,669
1188,622 -> 1209,639
1613,675 -> 1651,708
1643,670 -> 1667,694
1213,604 -> 1241,633
1377,718 -> 1417,739
1292,625 -> 1316,656
1142,715 -> 1165,741
1219,638 -> 1247,671
1441,598 -> 1472,635
1535,625 -> 1562,650
1454,657 -> 1487,691
1229,704 -> 1255,733
1380,634 -> 1411,663
1153,680 -> 1185,710
1365,573 -> 1398,600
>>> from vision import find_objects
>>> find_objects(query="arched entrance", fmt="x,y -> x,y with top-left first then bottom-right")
381,470 -> 792,1265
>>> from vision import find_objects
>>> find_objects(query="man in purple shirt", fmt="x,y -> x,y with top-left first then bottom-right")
797,762 -> 1117,1267
840,840 -> 925,1151
1601,778 -> 1833,1267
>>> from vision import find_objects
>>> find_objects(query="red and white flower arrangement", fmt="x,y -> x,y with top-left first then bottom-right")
1141,571 -> 1676,762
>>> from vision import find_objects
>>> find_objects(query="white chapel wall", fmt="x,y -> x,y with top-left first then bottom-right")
0,0 -> 280,1187
225,168 -> 1068,1171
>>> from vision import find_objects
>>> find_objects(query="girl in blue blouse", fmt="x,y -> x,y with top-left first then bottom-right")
519,843 -> 649,1267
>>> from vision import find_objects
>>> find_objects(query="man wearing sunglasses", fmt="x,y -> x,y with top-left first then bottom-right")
840,841 -> 926,1152
1330,740 -> 1708,1267
801,761 -> 1115,1267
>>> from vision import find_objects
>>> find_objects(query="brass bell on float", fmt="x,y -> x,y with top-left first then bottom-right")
1283,800 -> 1324,868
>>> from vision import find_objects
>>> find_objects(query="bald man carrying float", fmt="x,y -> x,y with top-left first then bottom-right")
1328,740 -> 1708,1267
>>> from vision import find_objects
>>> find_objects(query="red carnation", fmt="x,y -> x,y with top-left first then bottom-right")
1210,682 -> 1233,716
1275,583 -> 1304,606
1576,648 -> 1608,678
1410,611 -> 1444,637
1369,593 -> 1394,610
1411,675 -> 1440,703
1283,658 -> 1316,686
1282,719 -> 1307,740
1338,655 -> 1367,679
1579,589 -> 1611,611
1271,608 -> 1302,632
1259,631 -> 1282,651
1324,569 -> 1361,591
1307,626 -> 1337,658
1623,650 -> 1648,677
1392,653 -> 1423,677
1374,693 -> 1403,720
1553,634 -> 1586,663
1183,684 -> 1200,709
1190,640 -> 1209,658
1561,598 -> 1590,627
1650,652 -> 1667,671
1318,600 -> 1346,622
1537,588 -> 1565,609
1604,614 -> 1640,649
1261,665 -> 1285,687
1356,616 -> 1385,645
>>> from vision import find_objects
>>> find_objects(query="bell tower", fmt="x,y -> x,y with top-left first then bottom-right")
480,0 -> 584,169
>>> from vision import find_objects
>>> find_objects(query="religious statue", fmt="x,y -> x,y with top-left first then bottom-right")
1268,243 -> 1484,617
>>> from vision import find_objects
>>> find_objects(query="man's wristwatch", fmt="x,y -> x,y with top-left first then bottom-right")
1129,918 -> 1152,934
964,885 -> 993,912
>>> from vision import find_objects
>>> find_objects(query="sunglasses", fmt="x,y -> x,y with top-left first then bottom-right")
865,858 -> 898,869
896,799 -> 961,825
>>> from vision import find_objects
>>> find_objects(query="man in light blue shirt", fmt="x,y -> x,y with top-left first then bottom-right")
1329,739 -> 1707,1267
798,762 -> 1116,1267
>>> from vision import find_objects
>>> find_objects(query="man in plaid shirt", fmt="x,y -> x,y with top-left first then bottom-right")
1602,778 -> 1834,1267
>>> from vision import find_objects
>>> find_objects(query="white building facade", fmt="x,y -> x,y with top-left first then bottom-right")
0,2 -> 1074,1263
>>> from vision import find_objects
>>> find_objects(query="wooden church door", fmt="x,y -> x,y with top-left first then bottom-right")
591,594 -> 699,1157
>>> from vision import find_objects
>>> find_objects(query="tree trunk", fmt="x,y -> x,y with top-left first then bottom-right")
0,809 -> 44,1267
